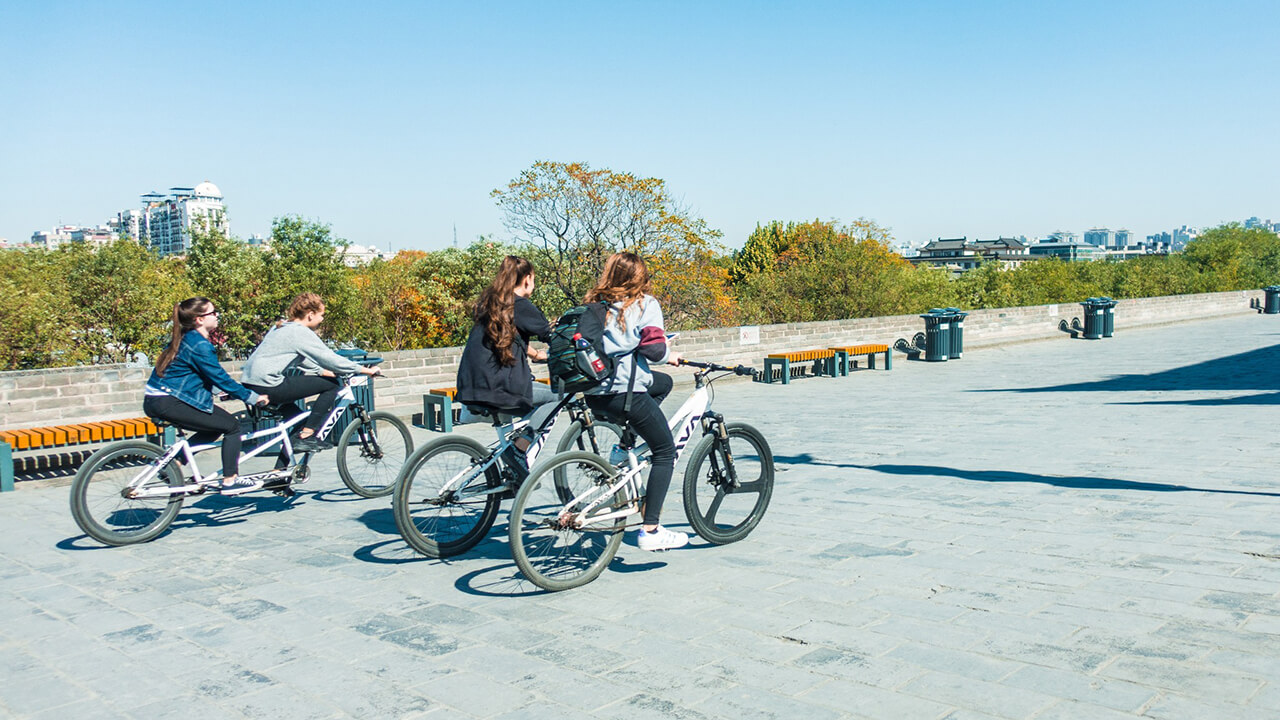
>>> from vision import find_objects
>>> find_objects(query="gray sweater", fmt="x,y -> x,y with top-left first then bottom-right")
241,322 -> 363,388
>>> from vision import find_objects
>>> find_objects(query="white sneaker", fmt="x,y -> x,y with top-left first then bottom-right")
637,525 -> 688,551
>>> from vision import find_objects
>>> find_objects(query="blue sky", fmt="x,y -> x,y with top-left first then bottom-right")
2,1 -> 1277,251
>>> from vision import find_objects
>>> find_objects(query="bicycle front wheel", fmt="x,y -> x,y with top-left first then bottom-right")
70,441 -> 185,546
510,451 -> 626,592
682,422 -> 774,545
393,436 -> 501,558
337,411 -> 413,498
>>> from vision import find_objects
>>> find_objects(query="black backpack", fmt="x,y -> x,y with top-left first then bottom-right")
547,301 -> 618,394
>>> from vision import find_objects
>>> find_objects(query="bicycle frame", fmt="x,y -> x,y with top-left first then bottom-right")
127,375 -> 370,498
567,376 -> 720,529
429,395 -> 592,498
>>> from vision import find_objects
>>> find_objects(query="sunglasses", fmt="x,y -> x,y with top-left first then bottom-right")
200,310 -> 220,318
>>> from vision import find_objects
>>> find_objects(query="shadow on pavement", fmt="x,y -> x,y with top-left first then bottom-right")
855,462 -> 1280,498
976,343 -> 1280,395
58,490 -> 310,549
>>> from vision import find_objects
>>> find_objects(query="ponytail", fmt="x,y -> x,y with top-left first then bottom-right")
155,297 -> 211,376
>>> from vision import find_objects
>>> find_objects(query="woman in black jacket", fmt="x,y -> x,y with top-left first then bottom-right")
455,256 -> 554,432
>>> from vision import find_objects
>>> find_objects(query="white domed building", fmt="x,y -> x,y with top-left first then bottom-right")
138,180 -> 229,256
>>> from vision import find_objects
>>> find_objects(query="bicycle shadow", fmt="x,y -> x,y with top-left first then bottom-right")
57,489 -> 313,550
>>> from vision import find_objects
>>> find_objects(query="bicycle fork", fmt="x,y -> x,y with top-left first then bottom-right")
701,413 -> 741,492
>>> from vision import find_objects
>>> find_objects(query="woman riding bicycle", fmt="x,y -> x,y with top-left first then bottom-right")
241,293 -> 379,454
582,252 -> 686,551
455,255 -> 555,474
143,297 -> 268,494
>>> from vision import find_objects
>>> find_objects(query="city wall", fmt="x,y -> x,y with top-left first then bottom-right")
0,289 -> 1262,430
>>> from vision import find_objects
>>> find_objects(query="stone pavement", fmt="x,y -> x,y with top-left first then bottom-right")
2,313 -> 1279,719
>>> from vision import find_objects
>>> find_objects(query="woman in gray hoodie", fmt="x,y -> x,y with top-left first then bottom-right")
242,293 -> 380,453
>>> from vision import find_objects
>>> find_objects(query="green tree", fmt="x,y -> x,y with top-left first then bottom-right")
187,221 -> 270,353
61,239 -> 192,364
0,248 -> 78,369
262,216 -> 360,342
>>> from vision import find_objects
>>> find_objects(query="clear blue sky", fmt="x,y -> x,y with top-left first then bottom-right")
2,1 -> 1277,251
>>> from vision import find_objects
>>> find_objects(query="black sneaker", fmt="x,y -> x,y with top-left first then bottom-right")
499,444 -> 529,483
292,436 -> 328,454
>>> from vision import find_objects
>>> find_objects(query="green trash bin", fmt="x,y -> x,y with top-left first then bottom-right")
1265,286 -> 1280,314
329,349 -> 382,440
1080,298 -> 1104,340
1100,297 -> 1116,338
920,309 -> 952,362
944,307 -> 967,358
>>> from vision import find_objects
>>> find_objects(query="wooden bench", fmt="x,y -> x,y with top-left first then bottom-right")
762,349 -> 838,384
829,343 -> 892,375
0,418 -> 175,492
416,379 -> 555,433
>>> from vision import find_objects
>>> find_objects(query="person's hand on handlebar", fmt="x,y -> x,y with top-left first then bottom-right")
255,394 -> 270,406
527,346 -> 548,363
667,352 -> 684,366
361,366 -> 382,377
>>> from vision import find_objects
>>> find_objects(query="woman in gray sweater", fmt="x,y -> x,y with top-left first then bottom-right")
242,293 -> 380,453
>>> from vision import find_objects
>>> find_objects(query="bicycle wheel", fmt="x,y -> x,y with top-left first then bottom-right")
554,418 -> 624,503
510,451 -> 626,592
336,411 -> 413,498
682,422 -> 774,545
70,441 -> 185,546
393,436 -> 501,558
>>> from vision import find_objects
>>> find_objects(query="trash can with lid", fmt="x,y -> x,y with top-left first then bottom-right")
1265,286 -> 1280,315
329,348 -> 383,440
920,309 -> 952,362
1080,298 -> 1104,340
944,307 -> 968,358
1099,297 -> 1116,338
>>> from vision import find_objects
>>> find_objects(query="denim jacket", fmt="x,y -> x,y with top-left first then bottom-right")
146,331 -> 258,413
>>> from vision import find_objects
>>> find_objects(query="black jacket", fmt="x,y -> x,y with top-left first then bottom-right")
456,296 -> 551,414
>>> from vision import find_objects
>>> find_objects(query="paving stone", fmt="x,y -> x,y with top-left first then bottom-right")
4,314 -> 1280,718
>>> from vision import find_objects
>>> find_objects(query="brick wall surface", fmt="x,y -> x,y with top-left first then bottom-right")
0,289 -> 1261,429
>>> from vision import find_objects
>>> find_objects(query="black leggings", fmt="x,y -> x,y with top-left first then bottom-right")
585,371 -> 674,526
143,395 -> 242,476
244,375 -> 341,433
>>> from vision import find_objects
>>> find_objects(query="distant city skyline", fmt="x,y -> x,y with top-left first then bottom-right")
3,1 -> 1278,252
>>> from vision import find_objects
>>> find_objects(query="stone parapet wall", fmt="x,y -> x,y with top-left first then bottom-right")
0,290 -> 1261,430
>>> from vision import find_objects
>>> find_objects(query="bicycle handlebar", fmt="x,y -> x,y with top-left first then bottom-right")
679,359 -> 755,376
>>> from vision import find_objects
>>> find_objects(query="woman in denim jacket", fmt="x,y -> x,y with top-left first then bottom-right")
143,297 -> 267,493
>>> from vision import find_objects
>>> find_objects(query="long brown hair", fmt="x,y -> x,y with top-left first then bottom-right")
585,252 -> 651,332
475,256 -> 534,366
155,297 -> 212,376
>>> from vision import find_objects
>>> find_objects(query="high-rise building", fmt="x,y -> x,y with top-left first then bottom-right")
1113,229 -> 1131,248
1083,228 -> 1113,247
137,181 -> 228,256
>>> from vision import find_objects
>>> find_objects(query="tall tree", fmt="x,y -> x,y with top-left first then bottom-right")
491,161 -> 732,328
187,221 -> 270,353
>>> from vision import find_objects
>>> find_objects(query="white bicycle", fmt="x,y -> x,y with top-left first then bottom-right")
509,360 -> 775,591
70,373 -> 412,546
393,395 -> 623,558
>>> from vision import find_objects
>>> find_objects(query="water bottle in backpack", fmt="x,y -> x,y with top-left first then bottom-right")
573,333 -> 607,378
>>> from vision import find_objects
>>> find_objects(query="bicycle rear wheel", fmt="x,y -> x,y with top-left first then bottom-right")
70,441 -> 185,546
509,451 -> 626,591
682,422 -> 774,545
337,411 -> 413,498
393,436 -> 501,558
554,418 -> 624,503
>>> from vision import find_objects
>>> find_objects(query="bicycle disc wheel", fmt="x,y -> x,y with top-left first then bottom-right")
510,451 -> 626,592
554,419 -> 624,503
682,422 -> 774,545
393,436 -> 501,558
70,441 -> 185,546
337,411 -> 413,498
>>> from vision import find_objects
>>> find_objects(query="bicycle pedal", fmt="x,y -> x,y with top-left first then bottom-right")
271,485 -> 297,497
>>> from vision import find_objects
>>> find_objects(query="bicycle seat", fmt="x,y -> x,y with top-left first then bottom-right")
245,404 -> 289,423
146,416 -> 172,429
464,404 -> 513,427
